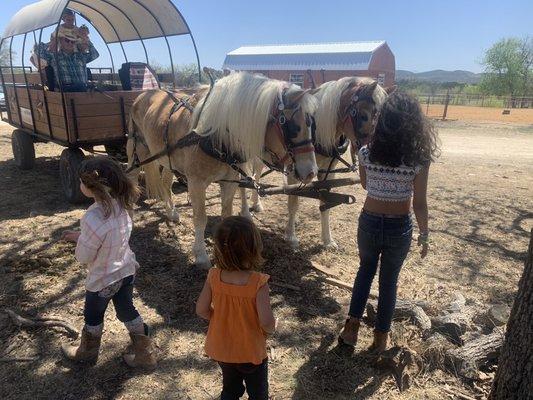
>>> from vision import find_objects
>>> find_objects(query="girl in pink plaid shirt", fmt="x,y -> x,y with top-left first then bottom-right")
61,157 -> 155,369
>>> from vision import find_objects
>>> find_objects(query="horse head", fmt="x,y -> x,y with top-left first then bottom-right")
339,79 -> 393,149
264,84 -> 318,183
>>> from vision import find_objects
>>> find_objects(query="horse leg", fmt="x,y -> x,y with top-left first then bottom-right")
161,168 -> 179,222
319,172 -> 338,249
188,179 -> 210,269
239,187 -> 253,220
285,175 -> 300,248
250,159 -> 265,212
220,180 -> 238,219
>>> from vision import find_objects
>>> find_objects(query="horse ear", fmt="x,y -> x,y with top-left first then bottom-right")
368,81 -> 378,91
285,87 -> 308,104
385,85 -> 397,94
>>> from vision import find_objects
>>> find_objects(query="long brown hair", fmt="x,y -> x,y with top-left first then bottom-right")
213,216 -> 264,271
79,157 -> 140,218
369,91 -> 440,168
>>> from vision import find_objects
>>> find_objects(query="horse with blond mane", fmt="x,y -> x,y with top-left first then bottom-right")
127,72 -> 318,268
241,77 -> 391,248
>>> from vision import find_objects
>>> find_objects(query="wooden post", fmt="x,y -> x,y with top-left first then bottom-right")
490,229 -> 533,399
426,95 -> 430,116
442,90 -> 450,121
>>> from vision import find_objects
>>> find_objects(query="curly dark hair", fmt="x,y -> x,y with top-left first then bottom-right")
368,91 -> 440,168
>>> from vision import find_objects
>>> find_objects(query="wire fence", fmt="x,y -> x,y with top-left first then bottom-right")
412,93 -> 533,120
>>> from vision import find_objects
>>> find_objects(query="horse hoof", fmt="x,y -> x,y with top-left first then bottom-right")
323,241 -> 339,250
286,236 -> 299,249
251,204 -> 264,213
195,260 -> 212,270
240,210 -> 253,220
167,211 -> 180,222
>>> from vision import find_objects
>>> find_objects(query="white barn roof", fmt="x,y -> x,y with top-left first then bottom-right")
223,41 -> 386,71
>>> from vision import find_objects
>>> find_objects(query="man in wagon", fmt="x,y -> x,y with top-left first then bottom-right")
34,10 -> 99,92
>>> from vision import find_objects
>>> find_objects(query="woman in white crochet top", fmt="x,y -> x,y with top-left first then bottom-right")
339,91 -> 440,353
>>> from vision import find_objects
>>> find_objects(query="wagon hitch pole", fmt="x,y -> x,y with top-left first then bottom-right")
238,178 -> 359,210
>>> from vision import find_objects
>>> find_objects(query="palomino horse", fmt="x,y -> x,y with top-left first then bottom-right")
241,77 -> 390,248
127,72 -> 318,268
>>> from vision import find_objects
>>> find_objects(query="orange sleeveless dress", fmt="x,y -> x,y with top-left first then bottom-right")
205,268 -> 270,365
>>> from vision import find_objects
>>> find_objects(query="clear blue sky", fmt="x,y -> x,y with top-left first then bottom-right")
1,0 -> 532,73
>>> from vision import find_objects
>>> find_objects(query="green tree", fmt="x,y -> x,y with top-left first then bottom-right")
0,38 -> 11,65
480,37 -> 532,96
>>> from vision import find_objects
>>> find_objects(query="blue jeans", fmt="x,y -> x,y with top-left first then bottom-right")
84,275 -> 140,326
348,211 -> 413,332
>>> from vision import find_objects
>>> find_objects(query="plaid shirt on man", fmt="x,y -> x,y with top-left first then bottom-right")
36,42 -> 99,87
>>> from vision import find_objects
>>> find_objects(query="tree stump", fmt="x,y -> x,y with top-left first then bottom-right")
490,229 -> 533,399
376,346 -> 422,392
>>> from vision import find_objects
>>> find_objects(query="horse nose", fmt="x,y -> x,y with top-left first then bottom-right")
303,171 -> 316,184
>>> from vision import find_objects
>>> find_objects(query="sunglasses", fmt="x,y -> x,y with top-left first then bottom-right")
62,38 -> 76,44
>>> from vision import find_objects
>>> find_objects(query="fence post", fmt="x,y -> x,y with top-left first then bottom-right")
442,90 -> 450,121
426,95 -> 430,116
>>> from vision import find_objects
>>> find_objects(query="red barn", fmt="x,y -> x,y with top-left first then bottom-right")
222,41 -> 395,88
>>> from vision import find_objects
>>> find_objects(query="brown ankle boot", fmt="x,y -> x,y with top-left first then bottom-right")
61,327 -> 101,363
338,317 -> 360,347
123,324 -> 156,369
368,330 -> 389,353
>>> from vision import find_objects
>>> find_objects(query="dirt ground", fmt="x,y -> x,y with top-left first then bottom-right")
0,118 -> 532,400
424,104 -> 533,124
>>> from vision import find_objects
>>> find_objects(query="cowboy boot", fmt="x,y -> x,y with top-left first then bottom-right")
123,324 -> 156,369
338,317 -> 360,347
368,330 -> 389,353
61,327 -> 101,363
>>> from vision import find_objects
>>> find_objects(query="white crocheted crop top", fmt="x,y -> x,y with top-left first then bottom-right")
358,145 -> 422,202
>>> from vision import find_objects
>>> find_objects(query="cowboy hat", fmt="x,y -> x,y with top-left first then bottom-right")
57,28 -> 79,43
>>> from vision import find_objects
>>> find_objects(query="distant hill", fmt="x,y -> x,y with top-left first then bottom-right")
396,69 -> 482,84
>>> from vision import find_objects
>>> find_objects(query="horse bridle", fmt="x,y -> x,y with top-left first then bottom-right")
343,87 -> 379,149
265,90 -> 315,172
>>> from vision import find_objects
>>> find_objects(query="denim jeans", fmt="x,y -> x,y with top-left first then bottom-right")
218,358 -> 268,400
348,211 -> 413,332
84,275 -> 140,326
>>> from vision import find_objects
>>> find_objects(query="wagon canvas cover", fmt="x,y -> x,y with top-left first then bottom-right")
3,0 -> 190,42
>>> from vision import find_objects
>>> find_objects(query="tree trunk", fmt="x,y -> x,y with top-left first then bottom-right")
490,229 -> 533,399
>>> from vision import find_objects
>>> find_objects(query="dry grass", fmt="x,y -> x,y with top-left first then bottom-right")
0,118 -> 532,399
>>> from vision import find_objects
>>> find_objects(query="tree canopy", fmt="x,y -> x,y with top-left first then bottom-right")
480,37 -> 532,96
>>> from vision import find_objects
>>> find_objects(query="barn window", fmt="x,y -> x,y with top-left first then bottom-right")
378,73 -> 385,86
289,74 -> 304,88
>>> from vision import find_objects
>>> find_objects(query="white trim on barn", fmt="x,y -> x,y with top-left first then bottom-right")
223,41 -> 386,71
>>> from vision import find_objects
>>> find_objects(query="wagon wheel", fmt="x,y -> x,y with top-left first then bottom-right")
11,129 -> 35,170
59,148 -> 87,204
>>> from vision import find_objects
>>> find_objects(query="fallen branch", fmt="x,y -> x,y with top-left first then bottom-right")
270,281 -> 301,291
445,331 -> 503,379
2,309 -> 78,338
441,386 -> 477,400
367,300 -> 432,332
309,262 -> 379,298
0,357 -> 39,363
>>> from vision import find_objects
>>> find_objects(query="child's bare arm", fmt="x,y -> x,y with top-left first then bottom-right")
256,283 -> 276,334
196,278 -> 213,320
413,165 -> 430,258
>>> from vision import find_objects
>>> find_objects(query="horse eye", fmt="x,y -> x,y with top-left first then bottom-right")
360,114 -> 369,122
